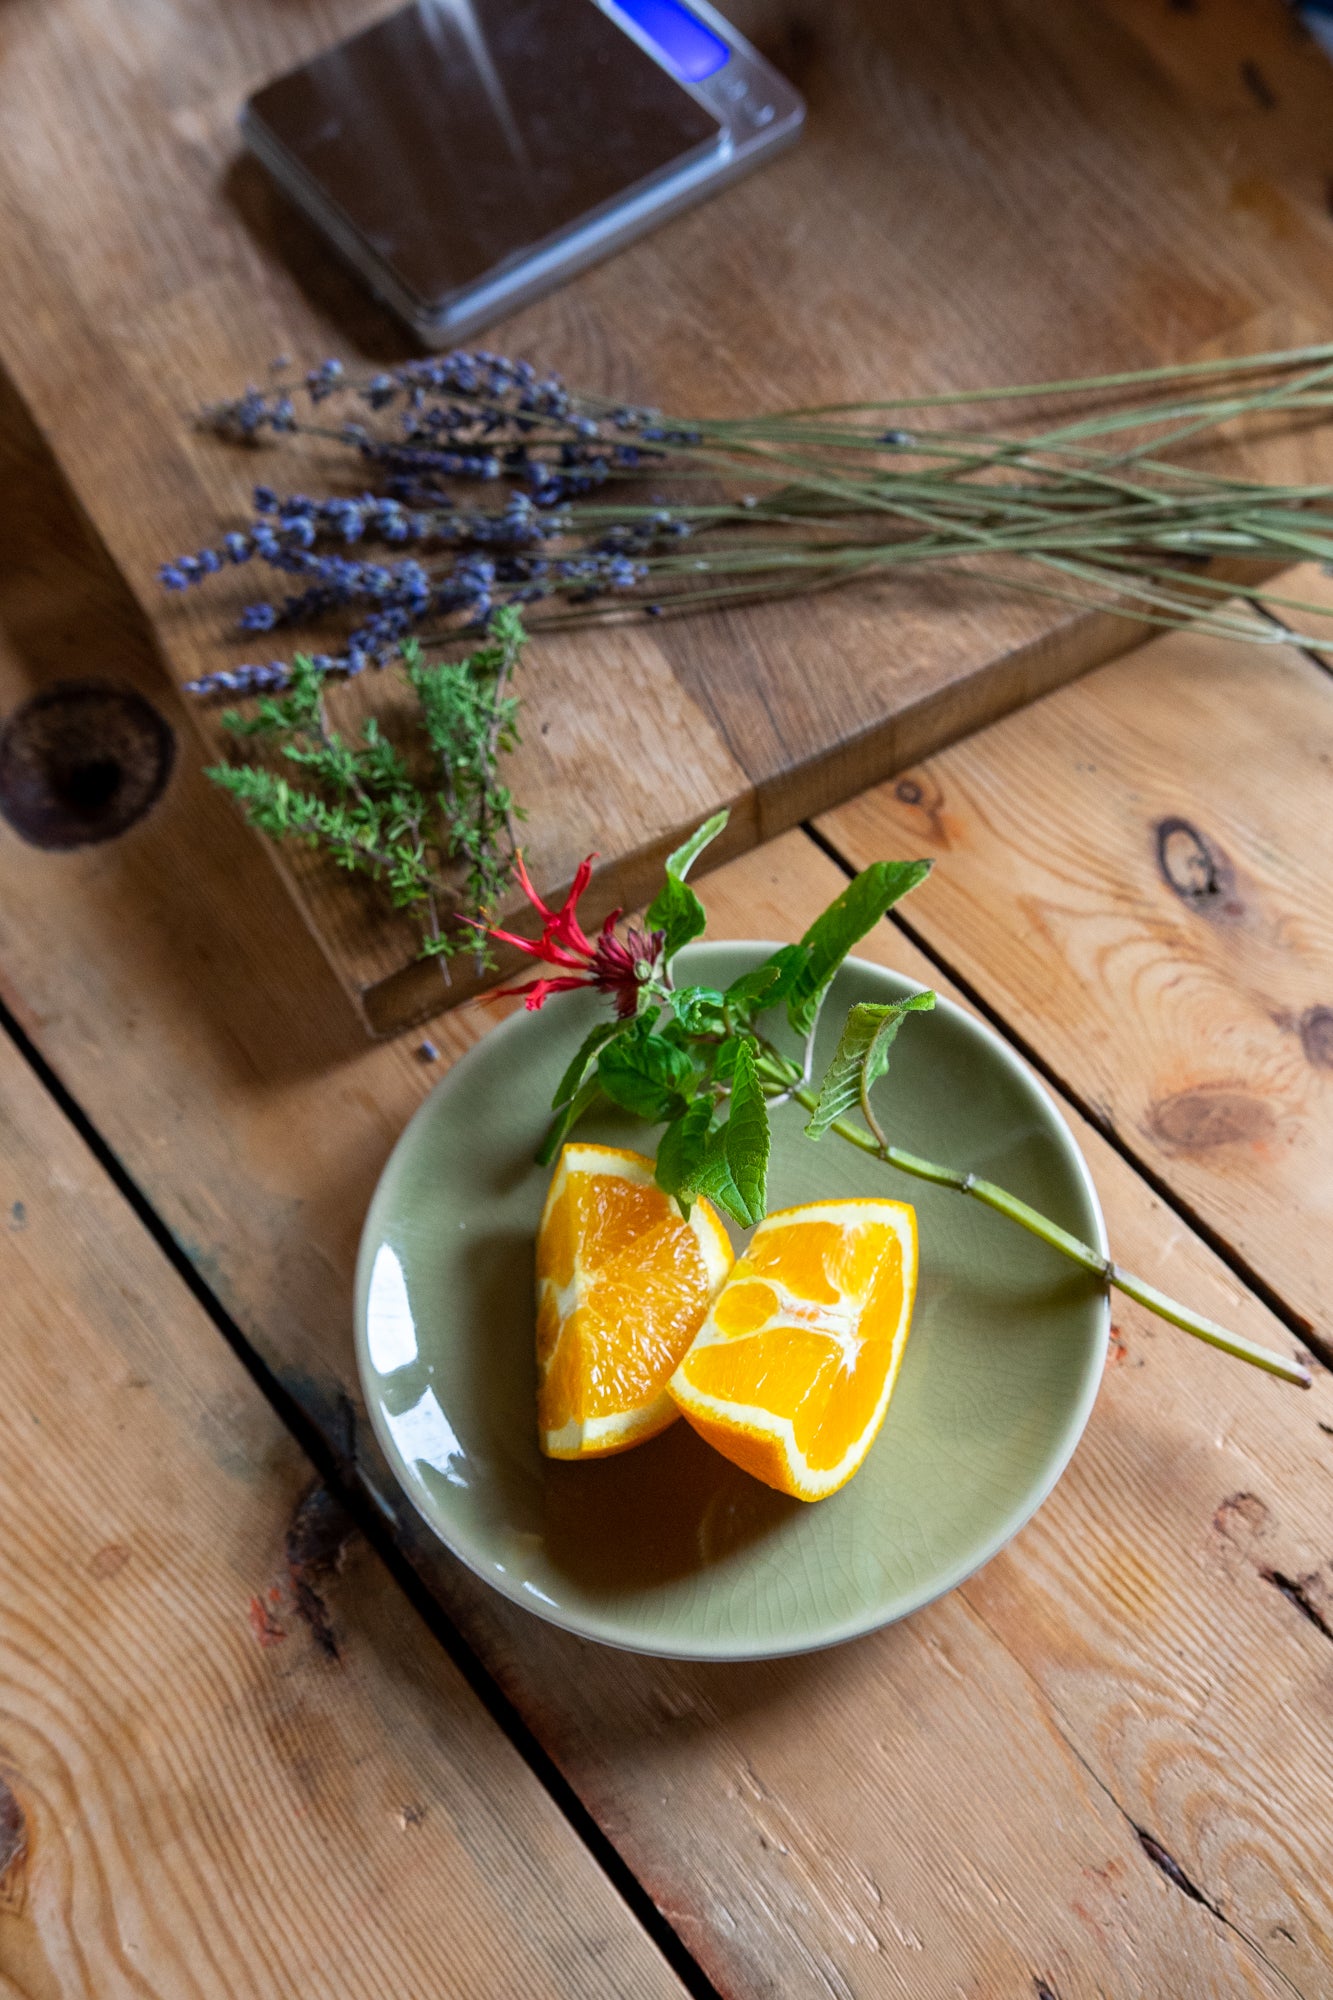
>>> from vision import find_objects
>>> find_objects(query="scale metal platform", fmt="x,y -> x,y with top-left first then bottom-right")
243,0 -> 804,343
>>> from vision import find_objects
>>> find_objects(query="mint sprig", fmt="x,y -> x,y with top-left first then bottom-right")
524,809 -> 1309,1390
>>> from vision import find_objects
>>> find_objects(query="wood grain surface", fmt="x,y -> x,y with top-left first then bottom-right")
3,5 -> 1333,1990
2,539 -> 1331,1994
815,609 -> 1333,1355
8,0 -> 1333,1027
0,1052 -> 686,1997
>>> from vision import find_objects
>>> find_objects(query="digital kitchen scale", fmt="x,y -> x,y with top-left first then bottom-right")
242,0 -> 804,345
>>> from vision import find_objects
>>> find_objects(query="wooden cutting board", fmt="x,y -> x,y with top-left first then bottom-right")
3,0 -> 1333,1034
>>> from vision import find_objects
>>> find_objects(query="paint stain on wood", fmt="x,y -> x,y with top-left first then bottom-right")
89,1543 -> 131,1579
285,1484 -> 356,1665
248,1594 -> 288,1648
7,1201 -> 24,1231
1154,816 -> 1240,917
1149,1086 -> 1276,1150
0,681 -> 174,849
0,1776 -> 27,1914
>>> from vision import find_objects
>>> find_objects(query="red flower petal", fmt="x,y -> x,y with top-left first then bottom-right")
511,849 -> 553,922
491,972 -> 596,1011
546,853 -> 598,958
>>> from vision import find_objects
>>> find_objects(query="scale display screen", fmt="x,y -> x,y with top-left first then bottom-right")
614,0 -> 731,80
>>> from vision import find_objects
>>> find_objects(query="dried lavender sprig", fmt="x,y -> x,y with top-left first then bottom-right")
173,343 -> 1333,718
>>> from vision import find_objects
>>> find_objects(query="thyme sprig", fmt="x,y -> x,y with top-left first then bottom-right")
486,811 -> 1311,1390
208,609 -> 525,963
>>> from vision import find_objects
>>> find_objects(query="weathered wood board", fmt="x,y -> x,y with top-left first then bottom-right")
0,1044 -> 685,1998
7,0 -> 1333,1029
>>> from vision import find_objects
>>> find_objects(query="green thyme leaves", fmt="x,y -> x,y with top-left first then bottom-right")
208,612 -> 527,963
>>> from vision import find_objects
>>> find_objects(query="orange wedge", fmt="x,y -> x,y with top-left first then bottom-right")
668,1198 -> 918,1501
535,1143 -> 733,1459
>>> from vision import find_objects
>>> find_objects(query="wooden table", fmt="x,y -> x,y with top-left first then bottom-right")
3,2 -> 1333,1995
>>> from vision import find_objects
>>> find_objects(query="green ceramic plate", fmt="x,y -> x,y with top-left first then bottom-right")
355,945 -> 1107,1659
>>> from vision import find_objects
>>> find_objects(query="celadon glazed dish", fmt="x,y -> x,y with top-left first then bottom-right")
355,945 -> 1107,1660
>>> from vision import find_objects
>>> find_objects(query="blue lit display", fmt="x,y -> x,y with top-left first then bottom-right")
615,0 -> 730,80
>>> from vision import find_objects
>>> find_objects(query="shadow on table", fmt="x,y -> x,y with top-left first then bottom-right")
222,152 -> 416,366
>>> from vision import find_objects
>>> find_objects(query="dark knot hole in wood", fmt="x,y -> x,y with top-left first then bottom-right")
0,680 -> 175,849
1154,814 -> 1237,914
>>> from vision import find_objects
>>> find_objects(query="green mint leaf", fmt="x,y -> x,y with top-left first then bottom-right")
597,1025 -> 692,1122
645,810 -> 729,961
669,985 -> 728,1036
712,1033 -> 752,1085
787,861 -> 932,1039
805,991 -> 936,1141
663,810 -> 729,885
646,877 -> 707,962
550,1020 -> 626,1113
723,1039 -> 770,1225
724,945 -> 809,1019
654,1094 -> 715,1212
536,1073 -> 602,1168
694,1040 -> 769,1227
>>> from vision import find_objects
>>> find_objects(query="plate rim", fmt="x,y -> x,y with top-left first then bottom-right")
354,943 -> 1109,1660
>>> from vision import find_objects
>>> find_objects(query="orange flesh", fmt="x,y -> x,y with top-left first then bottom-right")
537,1165 -> 721,1434
673,1204 -> 915,1490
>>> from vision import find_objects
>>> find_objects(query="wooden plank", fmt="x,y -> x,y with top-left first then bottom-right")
0,1057 -> 688,1995
7,0 -> 1333,1028
815,603 -> 1333,1351
1,568 -> 1330,2000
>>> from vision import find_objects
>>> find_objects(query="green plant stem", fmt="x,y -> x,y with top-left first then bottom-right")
752,1045 -> 1310,1388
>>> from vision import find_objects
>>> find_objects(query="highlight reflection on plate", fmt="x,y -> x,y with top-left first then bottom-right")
355,944 -> 1107,1660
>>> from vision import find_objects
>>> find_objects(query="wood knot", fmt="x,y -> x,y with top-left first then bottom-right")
894,776 -> 924,806
1154,817 -> 1238,916
1298,1005 -> 1333,1071
1149,1086 -> 1275,1151
0,681 -> 174,849
0,1775 -> 27,1914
